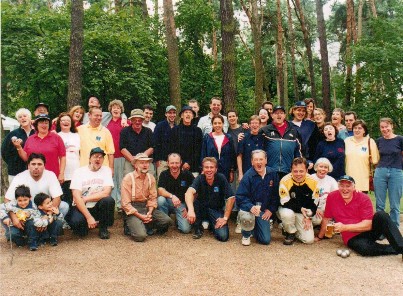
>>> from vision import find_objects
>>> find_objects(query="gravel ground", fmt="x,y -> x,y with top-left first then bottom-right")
1,216 -> 402,296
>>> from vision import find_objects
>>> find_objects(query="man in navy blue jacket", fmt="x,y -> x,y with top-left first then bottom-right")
236,150 -> 280,246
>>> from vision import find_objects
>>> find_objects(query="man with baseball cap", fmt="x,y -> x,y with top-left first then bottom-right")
33,102 -> 49,116
153,105 -> 177,179
120,109 -> 154,176
121,153 -> 172,242
316,175 -> 403,257
68,147 -> 115,239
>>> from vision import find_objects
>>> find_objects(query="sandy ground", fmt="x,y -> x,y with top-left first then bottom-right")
1,216 -> 402,296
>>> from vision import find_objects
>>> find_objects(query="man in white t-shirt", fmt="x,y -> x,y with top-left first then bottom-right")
197,97 -> 229,135
68,147 -> 115,239
5,153 -> 69,227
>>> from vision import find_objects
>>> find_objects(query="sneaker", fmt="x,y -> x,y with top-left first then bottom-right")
156,226 -> 169,235
202,221 -> 209,230
283,232 -> 296,245
49,238 -> 58,246
62,222 -> 71,230
235,223 -> 242,234
99,228 -> 110,239
193,228 -> 203,239
146,228 -> 155,236
30,245 -> 38,251
241,236 -> 251,246
269,219 -> 274,231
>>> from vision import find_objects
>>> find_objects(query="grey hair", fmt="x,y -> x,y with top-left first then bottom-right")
15,108 -> 32,120
251,149 -> 267,159
314,157 -> 333,173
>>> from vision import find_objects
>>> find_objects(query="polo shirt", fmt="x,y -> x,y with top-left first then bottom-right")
119,126 -> 154,156
106,118 -> 124,158
324,191 -> 374,245
24,132 -> 66,176
153,120 -> 176,161
158,169 -> 195,202
190,173 -> 234,210
77,123 -> 115,167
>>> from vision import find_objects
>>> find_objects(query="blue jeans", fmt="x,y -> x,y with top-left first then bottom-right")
374,167 -> 403,227
207,208 -> 229,242
241,212 -> 271,245
3,219 -> 38,248
157,196 -> 191,234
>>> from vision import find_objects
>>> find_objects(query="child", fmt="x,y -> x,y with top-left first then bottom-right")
1,185 -> 40,251
33,193 -> 64,246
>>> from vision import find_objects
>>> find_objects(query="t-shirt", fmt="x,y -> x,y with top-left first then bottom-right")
190,173 -> 234,210
70,166 -> 114,208
58,131 -> 80,181
5,170 -> 63,202
376,136 -> 403,169
158,170 -> 195,202
106,118 -> 124,158
310,174 -> 338,211
24,132 -> 66,176
324,190 -> 374,245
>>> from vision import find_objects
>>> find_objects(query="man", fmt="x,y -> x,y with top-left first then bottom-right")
261,101 -> 273,114
33,102 -> 49,116
5,153 -> 69,223
68,148 -> 115,239
278,157 -> 320,245
120,109 -> 154,176
185,157 -> 235,241
260,105 -> 303,180
316,175 -> 403,257
197,97 -> 229,135
170,106 -> 203,176
342,111 -> 357,138
188,99 -> 201,126
236,150 -> 279,246
142,104 -> 156,131
121,153 -> 172,242
77,106 -> 115,170
82,96 -> 127,126
153,105 -> 177,178
157,153 -> 194,234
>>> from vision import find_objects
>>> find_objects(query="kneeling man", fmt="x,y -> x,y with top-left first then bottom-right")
236,150 -> 279,246
185,157 -> 235,241
121,153 -> 172,242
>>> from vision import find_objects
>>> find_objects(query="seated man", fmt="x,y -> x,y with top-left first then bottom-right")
316,175 -> 403,257
236,150 -> 279,246
185,157 -> 235,241
278,157 -> 320,245
121,153 -> 172,242
157,153 -> 194,234
68,147 -> 115,239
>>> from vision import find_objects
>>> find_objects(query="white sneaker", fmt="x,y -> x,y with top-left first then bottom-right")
241,236 -> 251,246
202,221 -> 209,230
235,223 -> 242,234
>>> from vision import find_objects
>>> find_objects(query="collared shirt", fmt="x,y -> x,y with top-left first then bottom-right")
120,126 -> 153,156
121,170 -> 157,215
77,123 -> 115,167
158,169 -> 195,202
106,118 -> 124,158
197,113 -> 229,135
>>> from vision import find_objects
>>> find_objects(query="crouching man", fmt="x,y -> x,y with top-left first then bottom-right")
121,153 -> 172,242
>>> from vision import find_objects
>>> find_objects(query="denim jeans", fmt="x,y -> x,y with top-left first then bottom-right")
241,211 -> 271,245
194,200 -> 229,242
3,219 -> 38,248
157,196 -> 191,234
374,167 -> 403,227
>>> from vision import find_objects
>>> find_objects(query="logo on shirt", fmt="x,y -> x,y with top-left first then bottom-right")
96,136 -> 101,141
213,186 -> 219,193
361,147 -> 367,152
269,180 -> 273,187
181,180 -> 187,187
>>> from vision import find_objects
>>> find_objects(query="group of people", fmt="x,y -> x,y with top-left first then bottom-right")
1,96 -> 402,259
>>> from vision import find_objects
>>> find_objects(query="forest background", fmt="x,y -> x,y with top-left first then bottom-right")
1,0 -> 402,137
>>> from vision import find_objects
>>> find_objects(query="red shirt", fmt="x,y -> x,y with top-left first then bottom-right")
24,132 -> 66,176
274,121 -> 288,137
324,190 -> 374,245
106,118 -> 124,158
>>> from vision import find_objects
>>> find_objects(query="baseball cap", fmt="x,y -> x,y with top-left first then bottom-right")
90,147 -> 106,157
293,101 -> 307,108
179,105 -> 196,117
239,210 -> 255,231
34,114 -> 51,121
166,105 -> 177,112
338,175 -> 355,184
272,105 -> 286,113
128,109 -> 145,120
34,102 -> 49,111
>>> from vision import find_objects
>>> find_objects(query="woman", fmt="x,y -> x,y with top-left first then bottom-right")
258,108 -> 270,127
311,158 -> 338,228
374,118 -> 403,227
201,114 -> 236,182
13,114 -> 66,182
1,108 -> 35,183
344,120 -> 379,193
56,112 -> 80,206
313,108 -> 326,138
304,98 -> 316,121
69,105 -> 85,127
331,108 -> 349,140
314,122 -> 345,179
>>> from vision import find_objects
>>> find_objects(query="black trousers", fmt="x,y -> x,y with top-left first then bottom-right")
347,211 -> 403,257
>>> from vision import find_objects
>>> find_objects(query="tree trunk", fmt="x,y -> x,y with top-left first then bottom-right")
315,0 -> 331,117
276,0 -> 284,105
286,0 -> 299,102
163,0 -> 181,110
67,0 -> 84,109
220,0 -> 236,112
209,0 -> 218,70
141,0 -> 148,20
369,0 -> 378,18
344,0 -> 354,106
355,0 -> 364,95
293,0 -> 316,99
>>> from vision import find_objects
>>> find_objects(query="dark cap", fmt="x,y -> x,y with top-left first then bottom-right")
293,101 -> 307,108
338,175 -> 355,184
179,105 -> 196,117
34,102 -> 49,111
89,147 -> 106,158
272,105 -> 286,113
34,114 -> 51,121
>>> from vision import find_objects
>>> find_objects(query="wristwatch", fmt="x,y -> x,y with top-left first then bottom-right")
223,217 -> 228,221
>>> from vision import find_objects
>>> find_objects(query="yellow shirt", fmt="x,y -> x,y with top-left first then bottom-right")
77,123 -> 115,167
345,136 -> 379,191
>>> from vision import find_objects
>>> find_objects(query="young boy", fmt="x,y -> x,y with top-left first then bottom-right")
1,185 -> 40,251
33,193 -> 64,246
